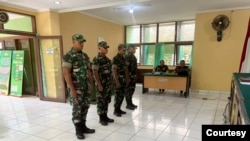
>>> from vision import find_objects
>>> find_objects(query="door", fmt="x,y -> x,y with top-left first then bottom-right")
18,39 -> 36,95
36,36 -> 66,103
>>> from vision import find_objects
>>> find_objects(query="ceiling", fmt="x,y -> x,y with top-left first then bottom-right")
1,0 -> 250,25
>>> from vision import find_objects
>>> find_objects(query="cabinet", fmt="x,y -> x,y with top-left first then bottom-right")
229,73 -> 250,124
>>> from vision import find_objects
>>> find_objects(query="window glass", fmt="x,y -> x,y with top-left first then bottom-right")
4,12 -> 33,32
141,44 -> 156,65
134,46 -> 140,64
142,24 -> 157,43
0,42 -> 3,49
162,44 -> 175,66
158,22 -> 175,42
177,21 -> 195,41
177,45 -> 192,65
125,20 -> 195,66
126,25 -> 140,43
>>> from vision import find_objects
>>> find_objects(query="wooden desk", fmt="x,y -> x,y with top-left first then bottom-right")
143,73 -> 190,98
229,73 -> 250,124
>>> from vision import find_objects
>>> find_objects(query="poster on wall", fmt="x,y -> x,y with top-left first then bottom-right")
10,50 -> 24,97
0,50 -> 12,95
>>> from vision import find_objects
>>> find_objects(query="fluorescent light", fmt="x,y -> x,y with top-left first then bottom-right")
129,8 -> 134,13
54,1 -> 62,5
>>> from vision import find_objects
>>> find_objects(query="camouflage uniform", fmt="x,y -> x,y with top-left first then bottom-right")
125,51 -> 137,109
92,53 -> 112,115
63,47 -> 91,123
112,46 -> 127,116
62,34 -> 95,140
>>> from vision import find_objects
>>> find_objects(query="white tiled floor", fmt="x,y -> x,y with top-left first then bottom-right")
0,84 -> 230,141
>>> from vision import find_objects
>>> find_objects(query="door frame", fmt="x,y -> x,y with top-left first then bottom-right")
35,36 -> 66,103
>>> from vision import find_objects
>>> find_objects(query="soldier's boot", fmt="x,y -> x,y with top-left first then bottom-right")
74,122 -> 85,139
113,108 -> 122,117
126,99 -> 135,110
118,108 -> 126,114
104,113 -> 114,123
131,99 -> 138,108
99,114 -> 108,126
82,120 -> 95,133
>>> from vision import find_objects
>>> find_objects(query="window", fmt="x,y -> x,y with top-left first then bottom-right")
134,47 -> 140,64
0,11 -> 36,34
141,45 -> 156,65
125,20 -> 195,66
177,21 -> 195,41
126,25 -> 140,43
158,22 -> 175,42
141,24 -> 157,43
160,44 -> 175,66
177,45 -> 192,65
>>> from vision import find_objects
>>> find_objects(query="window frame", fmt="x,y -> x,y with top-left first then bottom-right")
0,9 -> 37,36
125,20 -> 194,66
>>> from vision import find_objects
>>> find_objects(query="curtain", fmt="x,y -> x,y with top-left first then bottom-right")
142,45 -> 148,65
239,18 -> 250,73
154,43 -> 165,69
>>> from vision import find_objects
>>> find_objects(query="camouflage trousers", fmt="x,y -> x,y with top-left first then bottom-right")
70,89 -> 90,124
114,85 -> 126,109
126,76 -> 136,104
96,86 -> 112,115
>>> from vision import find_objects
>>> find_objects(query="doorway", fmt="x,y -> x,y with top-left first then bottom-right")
0,36 -> 37,96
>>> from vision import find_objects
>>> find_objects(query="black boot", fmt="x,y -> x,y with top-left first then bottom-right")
126,104 -> 135,110
126,99 -> 135,110
104,113 -> 114,123
74,122 -> 85,139
82,120 -> 95,133
119,108 -> 126,114
114,108 -> 122,117
99,114 -> 108,126
131,100 -> 138,108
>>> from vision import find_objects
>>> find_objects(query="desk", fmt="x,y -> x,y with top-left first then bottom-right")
229,73 -> 250,124
143,73 -> 190,98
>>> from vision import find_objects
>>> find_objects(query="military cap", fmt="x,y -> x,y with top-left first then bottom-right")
118,44 -> 126,50
128,44 -> 137,48
72,34 -> 86,42
98,41 -> 109,49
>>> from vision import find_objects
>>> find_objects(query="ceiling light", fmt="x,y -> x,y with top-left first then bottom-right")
54,1 -> 62,5
129,8 -> 134,13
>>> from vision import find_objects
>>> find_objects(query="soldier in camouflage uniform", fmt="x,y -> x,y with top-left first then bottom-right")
92,41 -> 114,126
62,34 -> 95,140
112,44 -> 129,117
125,44 -> 138,110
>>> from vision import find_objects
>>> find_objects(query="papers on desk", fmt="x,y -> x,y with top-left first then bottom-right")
240,81 -> 250,85
153,72 -> 161,74
239,77 -> 250,85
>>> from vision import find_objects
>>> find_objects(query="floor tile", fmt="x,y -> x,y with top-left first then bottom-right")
0,84 -> 229,141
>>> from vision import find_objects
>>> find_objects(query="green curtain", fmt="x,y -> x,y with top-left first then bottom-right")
154,43 -> 165,69
143,45 -> 149,65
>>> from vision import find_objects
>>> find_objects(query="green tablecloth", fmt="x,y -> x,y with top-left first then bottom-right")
233,73 -> 250,123
233,73 -> 250,100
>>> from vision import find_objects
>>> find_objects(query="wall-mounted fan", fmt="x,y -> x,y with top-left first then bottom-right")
0,11 -> 9,24
212,14 -> 230,42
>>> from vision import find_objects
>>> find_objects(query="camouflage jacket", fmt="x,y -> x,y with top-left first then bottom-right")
125,53 -> 137,76
112,53 -> 127,77
92,53 -> 112,87
62,47 -> 90,90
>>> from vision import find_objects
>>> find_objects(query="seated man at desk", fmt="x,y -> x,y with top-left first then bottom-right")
175,60 -> 190,75
175,60 -> 190,95
155,60 -> 168,92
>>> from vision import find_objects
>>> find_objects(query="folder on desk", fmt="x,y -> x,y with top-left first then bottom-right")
239,77 -> 250,82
